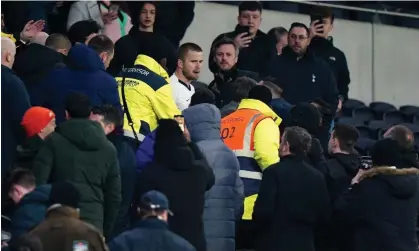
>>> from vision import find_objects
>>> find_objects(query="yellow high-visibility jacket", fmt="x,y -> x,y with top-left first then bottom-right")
115,55 -> 180,140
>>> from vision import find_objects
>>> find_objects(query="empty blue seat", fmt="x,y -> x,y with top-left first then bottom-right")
370,101 -> 397,119
342,99 -> 367,117
368,120 -> 391,139
414,115 -> 419,126
356,125 -> 371,138
355,138 -> 376,156
399,105 -> 419,123
337,117 -> 364,126
383,110 -> 405,125
400,123 -> 419,133
353,107 -> 374,123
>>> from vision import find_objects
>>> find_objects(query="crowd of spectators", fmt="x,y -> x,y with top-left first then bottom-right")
2,1 -> 419,251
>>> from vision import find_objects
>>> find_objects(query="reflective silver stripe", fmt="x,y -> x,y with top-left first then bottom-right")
241,113 -> 263,156
234,149 -> 254,157
123,129 -> 146,142
239,170 -> 262,180
235,113 -> 264,180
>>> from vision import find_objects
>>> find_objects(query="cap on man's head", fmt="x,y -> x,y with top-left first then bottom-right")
49,182 -> 80,209
21,107 -> 55,137
140,190 -> 173,215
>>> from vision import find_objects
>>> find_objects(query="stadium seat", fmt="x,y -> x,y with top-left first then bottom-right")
342,99 -> 367,117
352,107 -> 374,123
368,120 -> 391,139
355,138 -> 376,156
400,105 -> 419,123
337,117 -> 364,126
369,101 -> 397,119
383,110 -> 405,125
414,114 -> 419,126
400,123 -> 419,133
355,125 -> 371,138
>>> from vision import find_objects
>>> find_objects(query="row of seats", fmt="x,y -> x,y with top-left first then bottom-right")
337,99 -> 419,155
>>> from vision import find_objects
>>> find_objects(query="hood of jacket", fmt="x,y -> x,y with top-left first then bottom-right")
238,99 -> 282,126
67,44 -> 105,72
359,166 -> 419,199
20,184 -> 51,207
13,44 -> 65,83
133,54 -> 169,81
331,153 -> 361,176
183,103 -> 221,142
56,119 -> 109,151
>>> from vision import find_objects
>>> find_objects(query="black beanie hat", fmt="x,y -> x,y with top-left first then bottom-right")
248,85 -> 272,106
289,103 -> 321,135
371,139 -> 403,167
49,182 -> 80,209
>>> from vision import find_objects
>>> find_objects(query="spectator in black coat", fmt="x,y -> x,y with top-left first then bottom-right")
316,124 -> 360,251
208,38 -> 259,109
319,124 -> 361,202
253,126 -> 330,251
154,2 -> 195,48
90,105 -> 136,238
264,22 -> 339,114
309,7 -> 351,101
288,103 -> 326,167
67,19 -> 101,45
108,2 -> 177,76
13,34 -> 71,106
108,190 -> 196,251
208,2 -> 276,75
384,125 -> 419,169
335,139 -> 419,251
1,37 -> 31,179
136,119 -> 215,251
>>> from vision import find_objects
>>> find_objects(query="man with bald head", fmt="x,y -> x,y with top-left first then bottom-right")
1,37 -> 31,179
13,33 -> 71,106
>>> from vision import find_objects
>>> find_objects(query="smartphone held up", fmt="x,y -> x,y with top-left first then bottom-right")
174,115 -> 185,132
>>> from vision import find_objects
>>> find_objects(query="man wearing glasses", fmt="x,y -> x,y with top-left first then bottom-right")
263,22 -> 339,127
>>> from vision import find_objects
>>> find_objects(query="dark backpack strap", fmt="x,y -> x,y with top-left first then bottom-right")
120,68 -> 140,147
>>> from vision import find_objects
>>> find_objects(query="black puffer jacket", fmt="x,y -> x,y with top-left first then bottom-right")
335,167 -> 419,251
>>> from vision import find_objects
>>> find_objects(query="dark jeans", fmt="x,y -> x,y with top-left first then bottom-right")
236,220 -> 255,250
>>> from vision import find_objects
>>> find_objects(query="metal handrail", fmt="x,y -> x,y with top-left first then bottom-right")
284,0 -> 419,19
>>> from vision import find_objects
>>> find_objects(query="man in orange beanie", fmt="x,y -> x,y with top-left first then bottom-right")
16,107 -> 56,169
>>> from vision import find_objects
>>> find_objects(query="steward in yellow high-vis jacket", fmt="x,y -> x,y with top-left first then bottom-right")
115,55 -> 180,144
220,86 -> 281,249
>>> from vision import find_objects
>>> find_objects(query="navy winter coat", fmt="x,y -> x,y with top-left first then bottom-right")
1,65 -> 31,178
108,134 -> 137,238
183,104 -> 244,251
10,184 -> 51,239
38,44 -> 121,124
108,218 -> 196,251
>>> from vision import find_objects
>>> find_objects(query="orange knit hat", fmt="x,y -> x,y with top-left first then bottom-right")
21,107 -> 55,137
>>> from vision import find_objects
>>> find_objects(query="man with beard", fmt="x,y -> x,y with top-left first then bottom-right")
209,38 -> 258,109
263,22 -> 338,114
170,43 -> 203,111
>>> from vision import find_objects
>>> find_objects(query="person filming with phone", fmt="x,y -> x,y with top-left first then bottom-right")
335,138 -> 419,251
208,1 -> 276,76
309,7 -> 351,103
